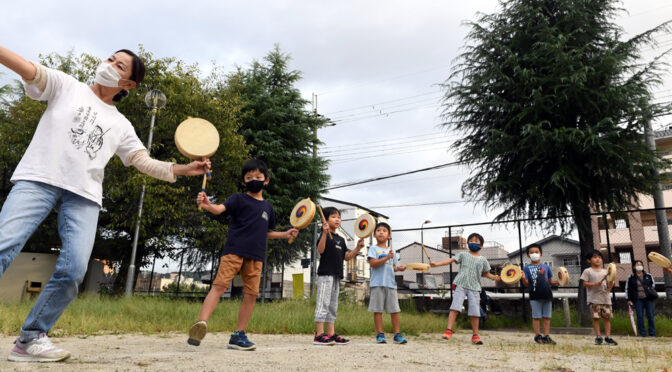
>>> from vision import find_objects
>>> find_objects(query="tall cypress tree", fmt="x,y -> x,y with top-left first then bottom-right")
442,0 -> 671,323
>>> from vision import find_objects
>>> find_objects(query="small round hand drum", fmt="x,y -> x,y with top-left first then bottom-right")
501,264 -> 523,285
175,117 -> 219,160
555,266 -> 570,286
355,213 -> 376,239
606,262 -> 617,282
648,252 -> 671,268
406,263 -> 430,272
289,198 -> 316,244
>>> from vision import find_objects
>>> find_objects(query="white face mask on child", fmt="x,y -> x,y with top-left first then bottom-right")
529,253 -> 541,261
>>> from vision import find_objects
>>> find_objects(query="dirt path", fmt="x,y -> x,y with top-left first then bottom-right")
0,331 -> 669,371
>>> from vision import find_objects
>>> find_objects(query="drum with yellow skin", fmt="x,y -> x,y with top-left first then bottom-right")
355,213 -> 376,239
648,252 -> 671,269
606,262 -> 617,282
288,198 -> 316,244
501,264 -> 523,285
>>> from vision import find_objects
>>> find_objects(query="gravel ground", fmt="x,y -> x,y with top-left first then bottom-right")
0,331 -> 669,371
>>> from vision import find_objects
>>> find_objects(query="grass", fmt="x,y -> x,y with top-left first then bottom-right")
1,296 -> 671,338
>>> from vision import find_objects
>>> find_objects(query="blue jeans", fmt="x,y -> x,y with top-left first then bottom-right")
0,181 -> 100,342
634,298 -> 656,337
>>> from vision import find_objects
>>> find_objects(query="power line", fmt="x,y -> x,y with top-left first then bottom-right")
370,200 -> 475,209
323,160 -> 464,191
328,145 -> 452,164
321,137 -> 452,157
328,95 -> 442,121
321,131 -> 445,150
316,65 -> 450,96
323,91 -> 442,116
331,103 -> 440,124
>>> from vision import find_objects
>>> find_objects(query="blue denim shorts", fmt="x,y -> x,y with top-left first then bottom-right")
530,299 -> 552,319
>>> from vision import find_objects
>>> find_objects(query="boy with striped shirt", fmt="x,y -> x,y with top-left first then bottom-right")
430,233 -> 500,344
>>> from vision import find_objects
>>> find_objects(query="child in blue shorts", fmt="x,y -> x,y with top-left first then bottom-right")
521,244 -> 559,344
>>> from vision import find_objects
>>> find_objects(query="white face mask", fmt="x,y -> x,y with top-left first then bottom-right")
94,62 -> 122,87
529,253 -> 541,262
635,266 -> 644,272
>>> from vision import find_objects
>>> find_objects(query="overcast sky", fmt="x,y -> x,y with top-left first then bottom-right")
2,1 -> 671,258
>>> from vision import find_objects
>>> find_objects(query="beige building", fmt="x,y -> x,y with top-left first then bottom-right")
590,128 -> 672,284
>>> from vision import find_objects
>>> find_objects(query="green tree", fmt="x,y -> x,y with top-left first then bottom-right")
0,48 -> 249,291
227,45 -> 330,271
441,0 -> 671,324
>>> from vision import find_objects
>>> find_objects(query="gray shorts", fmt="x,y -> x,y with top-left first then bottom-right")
368,287 -> 401,314
450,285 -> 481,317
315,275 -> 340,323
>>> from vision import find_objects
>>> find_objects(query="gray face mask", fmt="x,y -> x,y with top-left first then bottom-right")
94,62 -> 121,87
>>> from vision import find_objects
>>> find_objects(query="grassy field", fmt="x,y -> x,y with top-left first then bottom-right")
0,296 -> 670,337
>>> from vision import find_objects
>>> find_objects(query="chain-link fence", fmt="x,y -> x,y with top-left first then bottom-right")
121,206 -> 672,325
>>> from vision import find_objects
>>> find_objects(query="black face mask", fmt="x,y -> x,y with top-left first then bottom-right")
245,180 -> 265,193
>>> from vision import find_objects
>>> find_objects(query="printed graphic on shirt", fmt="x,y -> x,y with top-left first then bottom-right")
528,265 -> 545,289
261,211 -> 269,222
69,106 -> 109,160
334,240 -> 344,252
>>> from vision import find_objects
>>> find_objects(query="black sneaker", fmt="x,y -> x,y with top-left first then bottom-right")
542,335 -> 556,345
595,336 -> 603,345
228,330 -> 256,351
313,333 -> 335,346
534,334 -> 543,344
604,337 -> 618,346
328,333 -> 350,345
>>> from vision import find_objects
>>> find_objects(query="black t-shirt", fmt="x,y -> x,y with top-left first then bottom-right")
317,232 -> 349,279
220,193 -> 276,262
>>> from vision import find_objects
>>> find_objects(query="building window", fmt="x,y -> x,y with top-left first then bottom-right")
562,256 -> 580,267
619,252 -> 632,264
662,184 -> 672,191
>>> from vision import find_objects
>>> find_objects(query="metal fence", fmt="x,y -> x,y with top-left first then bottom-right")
125,207 -> 672,323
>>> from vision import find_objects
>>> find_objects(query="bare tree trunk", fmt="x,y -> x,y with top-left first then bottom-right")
572,201 -> 593,327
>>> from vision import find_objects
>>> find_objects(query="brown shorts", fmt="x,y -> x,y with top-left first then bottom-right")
589,303 -> 613,319
212,254 -> 263,296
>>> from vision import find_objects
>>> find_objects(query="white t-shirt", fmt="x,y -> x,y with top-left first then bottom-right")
12,67 -> 146,206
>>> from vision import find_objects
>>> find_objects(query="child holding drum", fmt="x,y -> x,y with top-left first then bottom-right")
313,207 -> 364,345
580,250 -> 618,345
188,159 -> 298,350
367,222 -> 408,344
430,233 -> 500,345
521,244 -> 559,344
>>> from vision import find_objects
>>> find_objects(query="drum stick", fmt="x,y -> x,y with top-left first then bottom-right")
198,157 -> 211,211
421,242 -> 431,261
317,205 -> 333,239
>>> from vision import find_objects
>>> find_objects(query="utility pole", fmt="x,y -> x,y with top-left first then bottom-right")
644,121 -> 672,299
310,92 -> 318,295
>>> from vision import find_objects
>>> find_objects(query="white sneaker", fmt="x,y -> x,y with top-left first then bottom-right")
8,333 -> 70,362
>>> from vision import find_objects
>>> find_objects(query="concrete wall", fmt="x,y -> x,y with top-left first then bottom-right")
0,252 -> 57,302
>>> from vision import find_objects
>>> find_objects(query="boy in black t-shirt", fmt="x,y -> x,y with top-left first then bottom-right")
313,207 -> 364,345
187,159 -> 298,350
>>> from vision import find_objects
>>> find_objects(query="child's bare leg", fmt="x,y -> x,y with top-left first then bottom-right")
199,285 -> 228,321
470,316 -> 479,335
532,318 -> 541,335
315,322 -> 324,335
446,310 -> 459,330
603,318 -> 611,337
542,318 -> 551,335
326,323 -> 335,336
374,313 -> 384,333
390,313 -> 401,334
235,294 -> 256,331
592,318 -> 601,336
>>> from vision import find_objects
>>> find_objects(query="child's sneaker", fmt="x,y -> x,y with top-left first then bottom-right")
534,334 -> 543,344
393,333 -> 407,344
442,329 -> 453,340
542,335 -> 556,345
8,334 -> 70,362
594,336 -> 603,345
471,334 -> 483,345
228,331 -> 256,351
604,337 -> 618,346
376,333 -> 387,344
187,320 -> 207,346
328,333 -> 349,345
313,333 -> 335,346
